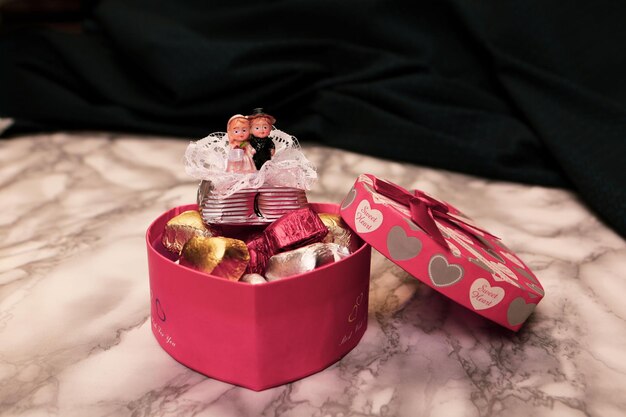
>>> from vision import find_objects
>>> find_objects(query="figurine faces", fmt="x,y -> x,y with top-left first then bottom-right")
225,110 -> 276,173
250,116 -> 272,139
227,115 -> 250,147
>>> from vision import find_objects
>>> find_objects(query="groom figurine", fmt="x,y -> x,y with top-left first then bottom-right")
247,108 -> 277,170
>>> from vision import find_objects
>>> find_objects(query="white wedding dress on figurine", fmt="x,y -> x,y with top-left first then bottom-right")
184,128 -> 317,197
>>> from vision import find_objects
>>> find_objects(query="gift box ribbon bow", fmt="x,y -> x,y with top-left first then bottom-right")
373,177 -> 499,251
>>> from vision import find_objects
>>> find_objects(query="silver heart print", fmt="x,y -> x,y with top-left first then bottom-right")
428,254 -> 464,287
386,225 -> 423,260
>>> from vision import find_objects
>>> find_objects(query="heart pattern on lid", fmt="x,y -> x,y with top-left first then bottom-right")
386,226 -> 422,260
428,255 -> 464,287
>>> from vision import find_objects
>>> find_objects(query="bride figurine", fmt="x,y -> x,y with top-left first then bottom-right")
225,114 -> 257,174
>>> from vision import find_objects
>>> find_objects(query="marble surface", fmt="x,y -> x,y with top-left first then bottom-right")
1,132 -> 625,417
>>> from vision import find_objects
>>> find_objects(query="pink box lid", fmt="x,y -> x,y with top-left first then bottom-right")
339,174 -> 544,331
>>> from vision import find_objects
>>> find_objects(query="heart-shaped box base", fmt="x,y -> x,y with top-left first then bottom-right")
146,203 -> 371,391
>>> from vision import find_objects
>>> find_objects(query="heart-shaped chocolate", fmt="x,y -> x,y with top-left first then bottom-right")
507,297 -> 536,326
428,254 -> 464,287
341,187 -> 357,210
180,236 -> 250,281
162,210 -> 214,254
387,226 -> 422,260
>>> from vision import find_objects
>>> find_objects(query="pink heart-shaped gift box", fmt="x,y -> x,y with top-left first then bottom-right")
146,203 -> 371,391
146,173 -> 545,389
339,174 -> 544,331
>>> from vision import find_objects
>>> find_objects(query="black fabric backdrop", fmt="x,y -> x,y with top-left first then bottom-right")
2,0 -> 625,238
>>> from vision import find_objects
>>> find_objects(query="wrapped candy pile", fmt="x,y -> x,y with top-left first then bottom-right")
162,207 -> 359,283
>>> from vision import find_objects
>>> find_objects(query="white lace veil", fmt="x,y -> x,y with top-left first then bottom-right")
183,128 -> 317,197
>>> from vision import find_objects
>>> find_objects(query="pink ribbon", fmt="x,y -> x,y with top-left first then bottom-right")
372,177 -> 499,251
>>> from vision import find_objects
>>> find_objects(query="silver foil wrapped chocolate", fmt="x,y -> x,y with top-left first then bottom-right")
240,273 -> 268,285
264,242 -> 350,281
198,181 -> 309,225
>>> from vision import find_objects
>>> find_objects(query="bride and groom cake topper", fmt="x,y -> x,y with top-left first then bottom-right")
226,108 -> 277,173
184,107 -> 317,197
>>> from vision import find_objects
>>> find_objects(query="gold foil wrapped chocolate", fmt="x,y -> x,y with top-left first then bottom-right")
162,210 -> 214,254
265,242 -> 350,282
318,213 -> 359,253
180,236 -> 250,281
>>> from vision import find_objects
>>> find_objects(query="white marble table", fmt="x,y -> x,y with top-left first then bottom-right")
1,132 -> 625,417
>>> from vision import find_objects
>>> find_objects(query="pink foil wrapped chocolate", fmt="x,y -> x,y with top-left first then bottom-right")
245,206 -> 329,275
245,233 -> 272,275
264,205 -> 328,251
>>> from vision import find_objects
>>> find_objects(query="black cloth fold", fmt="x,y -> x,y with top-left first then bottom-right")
1,0 -> 625,238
